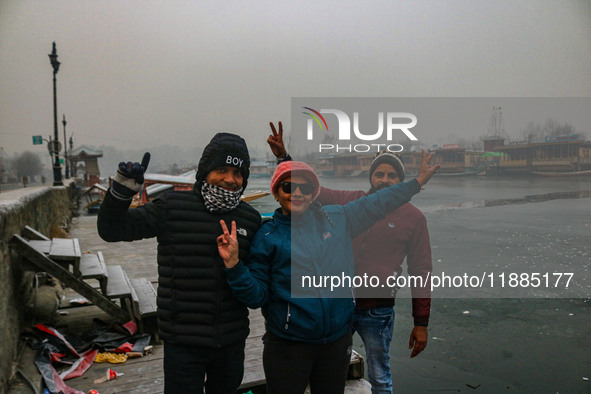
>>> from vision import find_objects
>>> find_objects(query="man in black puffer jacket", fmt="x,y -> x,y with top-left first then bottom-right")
97,133 -> 261,394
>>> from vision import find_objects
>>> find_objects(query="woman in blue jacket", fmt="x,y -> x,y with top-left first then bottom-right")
217,153 -> 438,394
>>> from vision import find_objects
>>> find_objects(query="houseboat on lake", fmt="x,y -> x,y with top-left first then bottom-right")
428,145 -> 485,175
250,160 -> 277,177
313,153 -> 372,177
494,135 -> 591,175
311,150 -> 428,178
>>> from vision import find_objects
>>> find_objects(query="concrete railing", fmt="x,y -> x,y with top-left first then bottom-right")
0,183 -> 75,393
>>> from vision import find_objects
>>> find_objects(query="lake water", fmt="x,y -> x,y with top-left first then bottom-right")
245,175 -> 591,298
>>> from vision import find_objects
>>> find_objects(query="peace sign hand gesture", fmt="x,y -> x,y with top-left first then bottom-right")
217,220 -> 239,268
267,121 -> 287,159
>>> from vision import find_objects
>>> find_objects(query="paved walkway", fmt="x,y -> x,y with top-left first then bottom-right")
59,214 -> 370,393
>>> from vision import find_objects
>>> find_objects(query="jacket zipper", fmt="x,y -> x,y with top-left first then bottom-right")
285,303 -> 290,330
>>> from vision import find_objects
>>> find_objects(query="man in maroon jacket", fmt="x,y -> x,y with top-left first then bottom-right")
268,122 -> 432,394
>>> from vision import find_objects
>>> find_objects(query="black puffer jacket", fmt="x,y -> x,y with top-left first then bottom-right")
97,187 -> 261,347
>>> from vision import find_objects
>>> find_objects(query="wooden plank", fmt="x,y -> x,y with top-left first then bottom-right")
49,238 -> 82,276
28,240 -> 51,254
106,265 -> 132,299
79,251 -> 108,294
48,238 -> 81,261
128,281 -> 141,322
22,225 -> 51,241
130,278 -> 158,318
79,252 -> 108,278
79,252 -> 106,278
9,234 -> 128,322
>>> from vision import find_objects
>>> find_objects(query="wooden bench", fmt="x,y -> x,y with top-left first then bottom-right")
22,238 -> 82,277
10,234 -> 129,322
130,278 -> 157,319
79,251 -> 109,294
17,226 -> 158,335
130,278 -> 158,336
49,238 -> 82,276
105,265 -> 132,300
105,265 -> 137,325
28,240 -> 51,254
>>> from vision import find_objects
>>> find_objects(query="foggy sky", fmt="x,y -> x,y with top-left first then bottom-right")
1,0 -> 590,163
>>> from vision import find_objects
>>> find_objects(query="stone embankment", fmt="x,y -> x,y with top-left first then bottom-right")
0,183 -> 76,393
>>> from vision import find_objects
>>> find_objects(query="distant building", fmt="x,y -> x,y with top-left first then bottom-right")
250,160 -> 275,177
430,147 -> 485,174
69,146 -> 103,186
399,151 -> 422,176
309,153 -> 370,177
483,136 -> 505,151
496,136 -> 591,173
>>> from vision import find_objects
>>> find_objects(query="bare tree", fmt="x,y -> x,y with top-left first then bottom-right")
543,118 -> 576,136
521,121 -> 543,142
13,151 -> 43,178
519,119 -> 579,142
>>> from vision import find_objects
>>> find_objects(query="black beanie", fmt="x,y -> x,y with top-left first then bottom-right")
369,152 -> 405,182
196,132 -> 251,190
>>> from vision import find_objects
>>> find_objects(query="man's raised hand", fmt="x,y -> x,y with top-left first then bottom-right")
110,152 -> 151,201
415,150 -> 440,187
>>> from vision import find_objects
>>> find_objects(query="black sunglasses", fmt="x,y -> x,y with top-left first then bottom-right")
280,181 -> 315,195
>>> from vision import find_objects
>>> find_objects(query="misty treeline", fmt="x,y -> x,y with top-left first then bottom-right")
2,116 -> 586,183
96,142 -> 274,177
449,117 -> 586,150
0,151 -> 44,181
96,144 -> 205,177
519,119 -> 585,143
96,118 -> 587,175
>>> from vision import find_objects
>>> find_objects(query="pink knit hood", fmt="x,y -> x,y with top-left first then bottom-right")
270,161 -> 320,200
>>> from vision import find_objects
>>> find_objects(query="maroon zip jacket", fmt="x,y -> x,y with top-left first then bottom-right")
316,186 -> 432,326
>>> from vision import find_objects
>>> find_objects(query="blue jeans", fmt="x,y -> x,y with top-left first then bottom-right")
352,306 -> 395,394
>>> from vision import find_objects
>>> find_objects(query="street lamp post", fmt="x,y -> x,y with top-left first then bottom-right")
69,135 -> 74,177
62,114 -> 69,178
48,42 -> 63,186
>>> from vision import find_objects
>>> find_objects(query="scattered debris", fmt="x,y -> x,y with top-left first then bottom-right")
94,368 -> 123,384
25,319 -> 150,393
95,352 -> 128,364
70,297 -> 91,305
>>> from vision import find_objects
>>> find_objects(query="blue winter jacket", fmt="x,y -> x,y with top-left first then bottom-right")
225,179 -> 422,344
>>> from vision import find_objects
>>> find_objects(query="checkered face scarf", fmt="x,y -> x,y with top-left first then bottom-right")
201,181 -> 243,213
